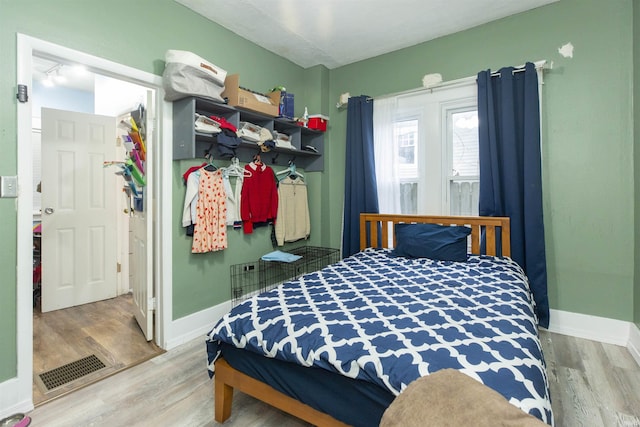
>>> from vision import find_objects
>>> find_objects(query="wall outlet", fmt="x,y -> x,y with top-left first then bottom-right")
0,176 -> 18,198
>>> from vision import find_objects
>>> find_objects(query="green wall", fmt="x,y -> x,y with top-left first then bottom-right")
328,0 -> 636,321
0,0 -> 313,382
1,0 -> 638,389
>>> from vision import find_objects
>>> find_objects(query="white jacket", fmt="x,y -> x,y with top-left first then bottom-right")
182,171 -> 200,227
223,173 -> 243,226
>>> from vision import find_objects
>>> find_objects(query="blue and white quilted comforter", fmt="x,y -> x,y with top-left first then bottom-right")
206,248 -> 553,424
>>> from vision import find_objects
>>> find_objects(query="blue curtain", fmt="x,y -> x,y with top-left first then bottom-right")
342,95 -> 378,258
477,62 -> 549,328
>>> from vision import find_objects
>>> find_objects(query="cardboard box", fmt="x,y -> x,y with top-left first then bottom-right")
222,74 -> 278,117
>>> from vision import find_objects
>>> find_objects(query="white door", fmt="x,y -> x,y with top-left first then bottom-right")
41,108 -> 118,312
129,94 -> 155,341
130,210 -> 151,339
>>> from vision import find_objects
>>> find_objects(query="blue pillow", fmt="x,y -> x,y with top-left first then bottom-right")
391,223 -> 471,262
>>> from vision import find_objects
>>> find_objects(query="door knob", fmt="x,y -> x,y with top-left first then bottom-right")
44,207 -> 55,215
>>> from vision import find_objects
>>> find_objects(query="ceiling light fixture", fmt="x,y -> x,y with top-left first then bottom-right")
41,63 -> 66,87
41,75 -> 54,87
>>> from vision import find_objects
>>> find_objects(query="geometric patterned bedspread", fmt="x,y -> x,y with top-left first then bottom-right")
206,248 -> 553,424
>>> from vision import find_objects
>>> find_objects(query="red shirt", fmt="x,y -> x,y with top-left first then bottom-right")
240,162 -> 278,233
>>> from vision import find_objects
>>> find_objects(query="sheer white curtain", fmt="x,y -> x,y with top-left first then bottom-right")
373,97 -> 401,214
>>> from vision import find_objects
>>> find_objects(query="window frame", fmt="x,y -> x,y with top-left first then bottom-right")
443,100 -> 478,214
377,81 -> 478,216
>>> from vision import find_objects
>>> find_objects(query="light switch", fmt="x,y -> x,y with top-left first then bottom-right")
0,176 -> 18,198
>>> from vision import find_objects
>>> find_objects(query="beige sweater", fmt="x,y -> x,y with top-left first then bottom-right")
275,176 -> 310,246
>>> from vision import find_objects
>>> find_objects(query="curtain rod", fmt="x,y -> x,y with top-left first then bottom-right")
491,59 -> 550,76
370,59 -> 551,102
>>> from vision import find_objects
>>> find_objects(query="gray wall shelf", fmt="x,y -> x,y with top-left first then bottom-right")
172,96 -> 324,171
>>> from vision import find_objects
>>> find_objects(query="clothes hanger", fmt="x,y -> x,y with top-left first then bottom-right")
276,160 -> 304,180
252,151 -> 263,166
228,157 -> 242,175
202,152 -> 217,171
222,157 -> 251,178
232,157 -> 252,177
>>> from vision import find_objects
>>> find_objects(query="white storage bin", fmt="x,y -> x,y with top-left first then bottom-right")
162,50 -> 227,102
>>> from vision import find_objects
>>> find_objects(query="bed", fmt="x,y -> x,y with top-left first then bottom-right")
206,214 -> 552,426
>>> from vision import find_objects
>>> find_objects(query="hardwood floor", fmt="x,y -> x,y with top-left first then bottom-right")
28,330 -> 640,426
33,293 -> 164,405
539,330 -> 640,427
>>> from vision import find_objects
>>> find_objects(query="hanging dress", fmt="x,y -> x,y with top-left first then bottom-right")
192,168 -> 227,253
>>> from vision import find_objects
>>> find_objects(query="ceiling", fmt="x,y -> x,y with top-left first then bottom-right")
32,0 -> 559,92
176,0 -> 559,69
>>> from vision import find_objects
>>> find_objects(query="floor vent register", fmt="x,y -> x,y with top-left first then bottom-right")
38,354 -> 107,391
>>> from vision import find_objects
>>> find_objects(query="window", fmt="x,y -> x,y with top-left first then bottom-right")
374,82 -> 478,216
396,120 -> 417,166
395,120 -> 419,214
449,109 -> 479,216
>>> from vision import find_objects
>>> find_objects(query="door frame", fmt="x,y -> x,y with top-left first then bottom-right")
15,34 -> 174,409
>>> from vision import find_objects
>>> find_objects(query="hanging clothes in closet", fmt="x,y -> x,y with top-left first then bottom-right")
222,157 -> 250,230
240,158 -> 278,234
274,172 -> 310,246
182,165 -> 228,253
181,163 -> 206,236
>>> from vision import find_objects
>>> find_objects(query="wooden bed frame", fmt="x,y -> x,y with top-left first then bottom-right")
359,213 -> 510,257
214,213 -> 511,426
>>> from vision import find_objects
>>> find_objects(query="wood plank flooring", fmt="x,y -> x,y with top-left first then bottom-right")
28,330 -> 640,426
539,329 -> 640,427
33,293 -> 164,405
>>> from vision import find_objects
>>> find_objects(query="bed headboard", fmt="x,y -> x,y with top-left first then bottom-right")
359,213 -> 511,257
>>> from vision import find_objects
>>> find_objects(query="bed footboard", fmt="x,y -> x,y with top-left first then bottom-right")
214,357 -> 349,426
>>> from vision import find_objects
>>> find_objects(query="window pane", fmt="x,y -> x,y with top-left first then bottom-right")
450,110 -> 479,216
400,182 -> 417,214
449,180 -> 479,216
394,120 -> 418,179
451,111 -> 478,177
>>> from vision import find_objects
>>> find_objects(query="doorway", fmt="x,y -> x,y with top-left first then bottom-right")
30,64 -> 162,403
16,34 -> 172,410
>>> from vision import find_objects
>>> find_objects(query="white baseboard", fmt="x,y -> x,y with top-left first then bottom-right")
628,322 -> 640,366
163,300 -> 232,350
547,309 -> 630,346
0,377 -> 33,420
